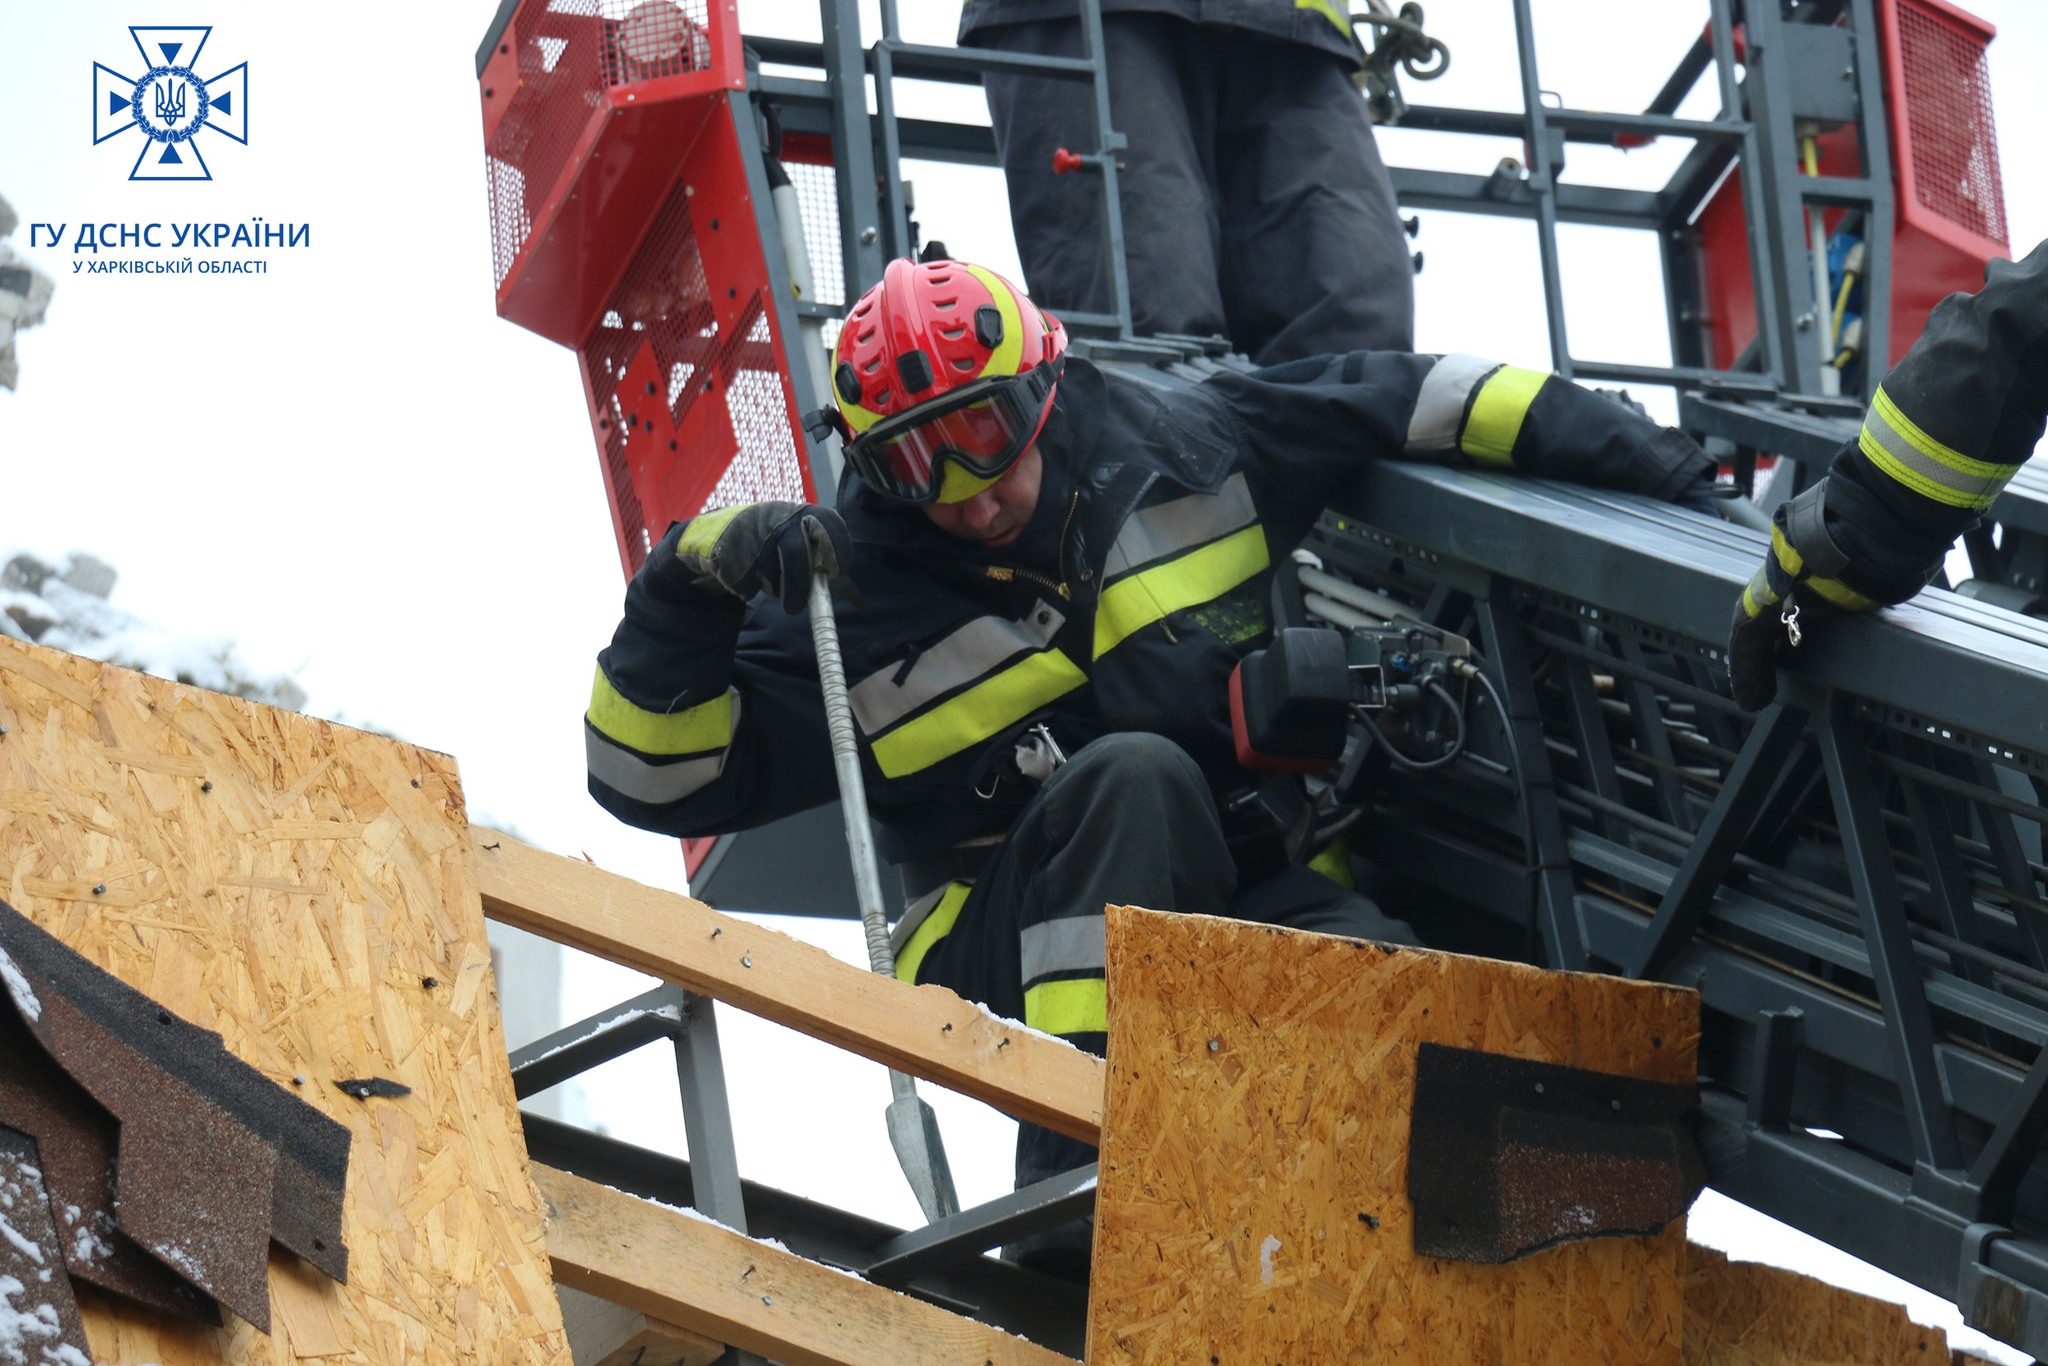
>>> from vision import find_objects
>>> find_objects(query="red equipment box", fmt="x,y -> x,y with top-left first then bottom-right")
1694,0 -> 2008,375
480,0 -> 814,577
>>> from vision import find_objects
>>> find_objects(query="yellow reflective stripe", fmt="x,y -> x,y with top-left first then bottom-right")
962,262 -> 1025,380
1460,366 -> 1549,467
1860,386 -> 2022,510
934,460 -> 1003,505
676,503 -> 747,562
1024,977 -> 1108,1037
870,649 -> 1087,779
895,881 -> 971,985
1806,575 -> 1879,613
1308,834 -> 1356,889
1093,523 -> 1271,658
587,667 -> 734,756
1769,525 -> 1805,578
1740,570 -> 1779,620
843,400 -> 884,434
1295,0 -> 1353,38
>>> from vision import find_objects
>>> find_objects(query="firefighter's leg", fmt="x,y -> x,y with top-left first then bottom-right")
1210,32 -> 1415,361
906,731 -> 1235,1275
1229,860 -> 1420,945
975,14 -> 1228,342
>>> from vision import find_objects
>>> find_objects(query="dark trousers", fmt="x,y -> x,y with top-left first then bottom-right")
909,733 -> 1417,1214
976,13 -> 1415,364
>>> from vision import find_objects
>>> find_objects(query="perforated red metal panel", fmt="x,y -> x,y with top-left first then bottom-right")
480,0 -> 811,578
1890,0 -> 2006,248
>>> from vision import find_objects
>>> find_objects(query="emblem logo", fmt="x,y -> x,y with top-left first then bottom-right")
93,27 -> 248,181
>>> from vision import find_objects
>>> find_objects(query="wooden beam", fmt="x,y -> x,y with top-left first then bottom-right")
473,829 -> 1104,1144
538,1165 -> 1078,1366
556,1285 -> 724,1366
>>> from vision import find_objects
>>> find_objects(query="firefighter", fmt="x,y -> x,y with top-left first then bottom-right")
1728,239 -> 2048,712
586,257 -> 1711,1274
958,0 -> 1414,363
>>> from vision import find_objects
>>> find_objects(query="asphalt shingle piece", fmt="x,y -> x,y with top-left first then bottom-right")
1407,1041 -> 1705,1263
0,898 -> 352,1331
0,990 -> 217,1322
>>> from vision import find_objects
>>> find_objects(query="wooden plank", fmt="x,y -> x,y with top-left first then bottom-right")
1683,1242 -> 1952,1364
0,637 -> 569,1365
1087,906 -> 1701,1365
474,828 -> 1104,1144
538,1164 -> 1078,1366
556,1284 -> 725,1366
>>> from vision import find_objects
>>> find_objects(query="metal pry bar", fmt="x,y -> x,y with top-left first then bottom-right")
804,519 -> 961,1225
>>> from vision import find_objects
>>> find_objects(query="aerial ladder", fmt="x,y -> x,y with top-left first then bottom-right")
474,0 -> 2048,1358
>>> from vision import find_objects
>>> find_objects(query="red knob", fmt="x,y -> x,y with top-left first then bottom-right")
1051,147 -> 1084,176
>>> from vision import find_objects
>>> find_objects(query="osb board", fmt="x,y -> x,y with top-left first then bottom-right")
0,637 -> 569,1365
1684,1243 -> 1952,1364
1088,906 -> 1700,1366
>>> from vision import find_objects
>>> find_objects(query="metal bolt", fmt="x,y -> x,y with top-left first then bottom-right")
762,1295 -> 773,1306
741,955 -> 752,968
421,976 -> 439,989
1207,1038 -> 1222,1052
0,725 -> 9,735
1796,311 -> 1815,331
1533,1082 -> 1545,1094
712,927 -> 722,938
1611,1099 -> 1623,1111
859,226 -> 878,245
92,884 -> 106,896
292,1075 -> 305,1086
200,780 -> 213,792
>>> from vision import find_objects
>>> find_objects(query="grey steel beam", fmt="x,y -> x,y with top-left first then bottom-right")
1626,702 -> 1809,980
819,0 -> 884,298
674,993 -> 748,1232
509,986 -> 686,1101
866,1165 -> 1099,1287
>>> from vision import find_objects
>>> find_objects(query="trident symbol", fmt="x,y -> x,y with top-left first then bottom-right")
154,76 -> 187,124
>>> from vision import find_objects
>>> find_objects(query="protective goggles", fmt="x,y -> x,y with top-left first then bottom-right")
815,360 -> 1061,505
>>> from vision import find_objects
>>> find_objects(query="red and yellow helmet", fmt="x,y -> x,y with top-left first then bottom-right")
824,258 -> 1067,505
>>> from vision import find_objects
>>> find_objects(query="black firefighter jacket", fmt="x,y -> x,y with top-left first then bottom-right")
586,351 -> 1711,865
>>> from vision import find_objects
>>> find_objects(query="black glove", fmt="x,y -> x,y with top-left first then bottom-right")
1728,586 -> 1833,712
667,501 -> 852,613
1726,482 -> 1856,711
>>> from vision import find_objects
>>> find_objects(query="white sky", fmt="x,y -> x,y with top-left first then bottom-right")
3,1 -> 2044,1358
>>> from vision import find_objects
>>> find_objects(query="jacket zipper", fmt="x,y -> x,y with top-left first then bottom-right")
984,489 -> 1084,600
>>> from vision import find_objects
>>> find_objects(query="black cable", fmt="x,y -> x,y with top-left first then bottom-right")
1355,678 -> 1468,772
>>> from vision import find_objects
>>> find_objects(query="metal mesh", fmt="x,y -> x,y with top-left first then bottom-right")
713,311 -> 808,508
483,0 -> 716,288
783,156 -> 846,310
1895,0 -> 2007,246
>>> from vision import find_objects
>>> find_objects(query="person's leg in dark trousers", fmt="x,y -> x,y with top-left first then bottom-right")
907,732 -> 1236,1275
1210,31 -> 1416,361
976,15 -> 1229,342
912,733 -> 1237,1179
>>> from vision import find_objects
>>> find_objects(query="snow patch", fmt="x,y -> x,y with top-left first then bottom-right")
1258,1234 -> 1281,1285
0,949 -> 37,1024
0,1271 -> 69,1366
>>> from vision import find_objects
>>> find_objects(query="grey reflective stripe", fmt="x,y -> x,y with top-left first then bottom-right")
1020,914 -> 1106,985
1104,473 -> 1259,581
849,605 -> 1066,735
888,881 -> 954,959
586,727 -> 730,805
1861,394 -> 2015,508
1405,354 -> 1502,456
